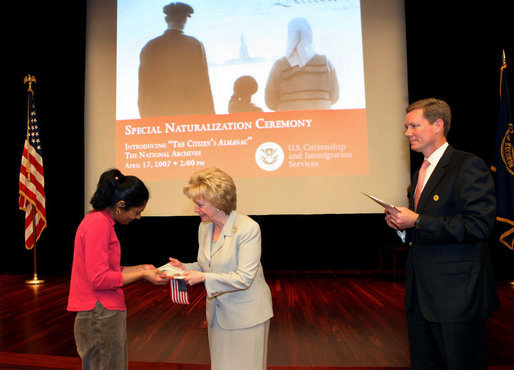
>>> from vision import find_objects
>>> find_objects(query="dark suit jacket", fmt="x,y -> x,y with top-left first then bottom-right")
405,145 -> 499,323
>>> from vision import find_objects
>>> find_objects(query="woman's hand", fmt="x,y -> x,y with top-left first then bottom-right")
123,264 -> 155,273
140,264 -> 156,270
143,268 -> 169,285
168,257 -> 185,271
183,270 -> 205,286
123,264 -> 168,285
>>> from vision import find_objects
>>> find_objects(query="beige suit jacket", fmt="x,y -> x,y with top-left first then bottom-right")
185,211 -> 273,330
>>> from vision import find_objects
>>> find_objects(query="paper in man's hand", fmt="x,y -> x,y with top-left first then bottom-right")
361,191 -> 400,213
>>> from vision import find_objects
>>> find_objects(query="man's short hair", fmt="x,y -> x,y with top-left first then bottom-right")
407,98 -> 451,137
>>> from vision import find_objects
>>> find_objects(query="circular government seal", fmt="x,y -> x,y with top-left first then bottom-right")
501,123 -> 514,176
255,142 -> 284,171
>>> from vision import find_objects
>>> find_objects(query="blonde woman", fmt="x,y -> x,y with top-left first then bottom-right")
169,168 -> 273,370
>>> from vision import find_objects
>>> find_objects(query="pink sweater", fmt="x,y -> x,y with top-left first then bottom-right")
67,209 -> 125,311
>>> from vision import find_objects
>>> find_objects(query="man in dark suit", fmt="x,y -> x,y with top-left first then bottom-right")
385,98 -> 499,370
138,2 -> 214,118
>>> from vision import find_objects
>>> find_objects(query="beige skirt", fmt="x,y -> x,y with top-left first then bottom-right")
208,315 -> 270,370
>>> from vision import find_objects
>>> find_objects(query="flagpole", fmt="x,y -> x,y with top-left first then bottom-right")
25,207 -> 44,285
23,75 -> 44,285
500,49 -> 507,97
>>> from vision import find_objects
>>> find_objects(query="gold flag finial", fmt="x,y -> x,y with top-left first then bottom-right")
500,50 -> 507,98
24,75 -> 37,94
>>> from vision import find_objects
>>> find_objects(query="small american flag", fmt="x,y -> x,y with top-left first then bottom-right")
170,278 -> 189,304
19,78 -> 46,250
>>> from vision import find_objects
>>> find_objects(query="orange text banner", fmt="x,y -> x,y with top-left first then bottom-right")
116,109 -> 368,180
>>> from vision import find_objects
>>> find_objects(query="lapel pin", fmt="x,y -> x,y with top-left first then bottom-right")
433,195 -> 439,201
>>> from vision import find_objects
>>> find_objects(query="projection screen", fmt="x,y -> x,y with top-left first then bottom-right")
84,0 -> 410,216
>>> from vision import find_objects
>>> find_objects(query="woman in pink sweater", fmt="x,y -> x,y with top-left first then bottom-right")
67,168 -> 167,370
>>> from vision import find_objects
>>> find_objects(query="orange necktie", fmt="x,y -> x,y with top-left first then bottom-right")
414,160 -> 430,211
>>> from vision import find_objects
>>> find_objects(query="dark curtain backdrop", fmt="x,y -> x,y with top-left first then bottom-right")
1,1 -> 512,279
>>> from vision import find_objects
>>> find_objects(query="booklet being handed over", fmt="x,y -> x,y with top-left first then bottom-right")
158,264 -> 186,279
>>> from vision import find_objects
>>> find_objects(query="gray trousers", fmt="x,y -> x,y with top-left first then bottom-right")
74,301 -> 128,370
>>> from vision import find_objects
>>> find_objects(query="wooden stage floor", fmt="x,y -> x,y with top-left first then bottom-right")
1,272 -> 513,369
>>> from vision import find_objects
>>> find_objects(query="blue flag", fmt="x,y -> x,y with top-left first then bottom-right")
491,54 -> 514,250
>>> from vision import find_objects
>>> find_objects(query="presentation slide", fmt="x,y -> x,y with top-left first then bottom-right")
116,0 -> 366,179
85,0 -> 411,216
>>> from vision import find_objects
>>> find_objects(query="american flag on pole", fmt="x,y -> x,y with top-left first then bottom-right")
169,278 -> 189,304
19,77 -> 47,250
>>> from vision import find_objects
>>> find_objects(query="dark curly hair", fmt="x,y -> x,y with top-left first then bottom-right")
90,169 -> 149,210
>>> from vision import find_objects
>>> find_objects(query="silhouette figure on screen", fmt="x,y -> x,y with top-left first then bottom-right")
265,17 -> 339,111
138,2 -> 214,118
228,75 -> 262,113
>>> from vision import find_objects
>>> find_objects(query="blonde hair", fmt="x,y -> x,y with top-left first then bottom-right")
183,168 -> 237,214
